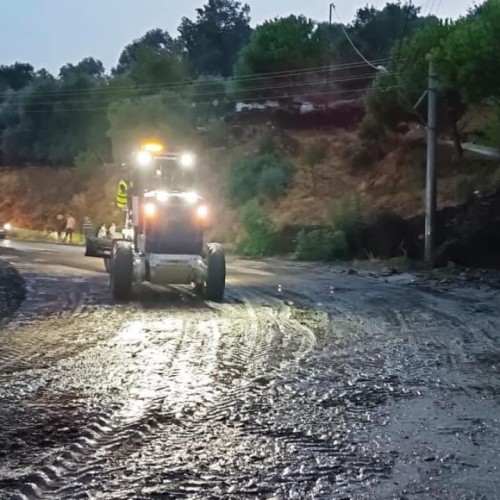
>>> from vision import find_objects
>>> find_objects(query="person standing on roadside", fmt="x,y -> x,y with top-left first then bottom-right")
64,213 -> 76,244
56,214 -> 65,243
109,222 -> 117,239
98,224 -> 107,239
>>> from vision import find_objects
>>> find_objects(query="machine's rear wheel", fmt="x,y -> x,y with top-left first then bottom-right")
110,242 -> 133,301
204,243 -> 226,302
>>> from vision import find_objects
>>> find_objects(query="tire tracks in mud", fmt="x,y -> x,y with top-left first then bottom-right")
5,259 -> 500,498
4,279 -> 323,499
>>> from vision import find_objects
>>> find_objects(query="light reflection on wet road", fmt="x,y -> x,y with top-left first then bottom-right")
1,240 -> 500,499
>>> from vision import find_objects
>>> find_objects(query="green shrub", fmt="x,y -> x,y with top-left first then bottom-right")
295,198 -> 363,261
258,166 -> 291,199
296,228 -> 348,261
237,199 -> 277,257
329,197 -> 364,244
358,114 -> 385,141
228,154 -> 294,204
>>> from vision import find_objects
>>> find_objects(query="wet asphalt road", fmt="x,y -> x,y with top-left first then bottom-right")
1,240 -> 500,499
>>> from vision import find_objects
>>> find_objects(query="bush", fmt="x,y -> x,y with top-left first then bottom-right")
237,199 -> 277,257
258,166 -> 291,199
329,197 -> 364,244
358,114 -> 385,141
228,154 -> 294,204
296,229 -> 348,261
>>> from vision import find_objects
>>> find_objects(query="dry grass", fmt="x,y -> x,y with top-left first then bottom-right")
2,125 -> 500,242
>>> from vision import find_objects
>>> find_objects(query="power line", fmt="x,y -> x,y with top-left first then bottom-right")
331,4 -> 384,71
427,0 -> 437,16
17,72 -> 391,108
14,58 -> 391,98
10,85 -> 406,115
395,1 -> 413,65
434,0 -> 443,16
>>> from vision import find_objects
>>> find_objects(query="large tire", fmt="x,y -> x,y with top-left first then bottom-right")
110,242 -> 133,301
85,238 -> 97,257
204,243 -> 226,301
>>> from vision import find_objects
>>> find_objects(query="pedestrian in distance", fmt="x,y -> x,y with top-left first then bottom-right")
64,213 -> 76,244
98,224 -> 107,239
109,222 -> 117,239
56,214 -> 65,243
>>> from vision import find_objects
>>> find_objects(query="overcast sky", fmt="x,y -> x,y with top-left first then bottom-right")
0,0 -> 480,74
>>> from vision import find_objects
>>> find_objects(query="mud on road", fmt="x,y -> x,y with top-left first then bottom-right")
1,245 -> 500,499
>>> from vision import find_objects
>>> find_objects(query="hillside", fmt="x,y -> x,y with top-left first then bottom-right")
2,123 -> 500,249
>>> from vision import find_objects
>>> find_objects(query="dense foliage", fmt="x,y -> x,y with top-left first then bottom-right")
0,0 -> 450,168
0,0 -> 497,167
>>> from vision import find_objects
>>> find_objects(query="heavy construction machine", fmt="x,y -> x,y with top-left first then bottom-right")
85,141 -> 226,302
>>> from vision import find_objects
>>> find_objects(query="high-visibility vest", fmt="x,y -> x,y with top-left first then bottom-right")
116,179 -> 128,208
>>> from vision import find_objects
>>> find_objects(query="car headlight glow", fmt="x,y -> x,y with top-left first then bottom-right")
137,150 -> 153,167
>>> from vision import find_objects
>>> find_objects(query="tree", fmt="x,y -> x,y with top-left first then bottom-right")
59,57 -> 105,83
114,29 -> 179,74
113,29 -> 187,87
178,0 -> 252,77
0,63 -> 35,92
189,76 -> 228,124
366,19 -> 448,127
432,0 -> 500,105
342,3 -> 429,63
234,15 -> 326,99
106,92 -> 194,161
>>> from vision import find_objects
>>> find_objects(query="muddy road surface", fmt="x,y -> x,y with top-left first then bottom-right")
1,240 -> 500,499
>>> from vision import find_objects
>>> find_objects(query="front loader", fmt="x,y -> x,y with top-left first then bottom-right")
85,142 -> 226,302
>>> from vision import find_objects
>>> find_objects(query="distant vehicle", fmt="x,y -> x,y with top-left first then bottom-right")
0,222 -> 12,239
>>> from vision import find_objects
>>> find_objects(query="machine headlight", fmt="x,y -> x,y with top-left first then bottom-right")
184,192 -> 199,204
196,205 -> 209,219
144,202 -> 157,217
3,223 -> 12,231
156,191 -> 168,202
137,151 -> 153,167
179,153 -> 196,169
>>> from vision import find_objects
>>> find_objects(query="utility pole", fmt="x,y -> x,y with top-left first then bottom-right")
425,61 -> 438,264
328,3 -> 335,103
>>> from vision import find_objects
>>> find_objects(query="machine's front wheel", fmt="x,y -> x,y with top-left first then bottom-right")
110,242 -> 133,301
204,243 -> 226,302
